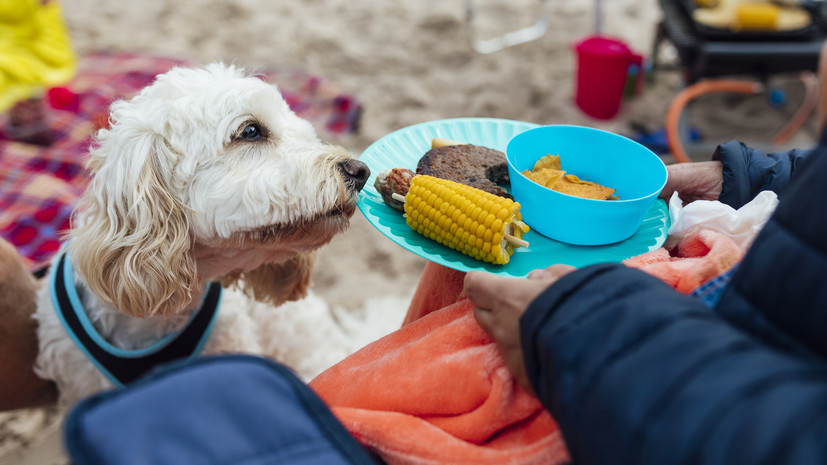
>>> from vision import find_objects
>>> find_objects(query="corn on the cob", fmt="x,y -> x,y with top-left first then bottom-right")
734,4 -> 780,31
395,174 -> 529,265
693,0 -> 718,7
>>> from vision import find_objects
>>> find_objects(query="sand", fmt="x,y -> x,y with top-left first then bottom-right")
1,0 -> 821,462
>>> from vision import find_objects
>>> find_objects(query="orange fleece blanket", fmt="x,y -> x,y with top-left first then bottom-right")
623,228 -> 744,294
309,229 -> 744,465
309,262 -> 570,465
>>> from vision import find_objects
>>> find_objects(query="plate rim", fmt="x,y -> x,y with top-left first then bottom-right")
356,117 -> 670,276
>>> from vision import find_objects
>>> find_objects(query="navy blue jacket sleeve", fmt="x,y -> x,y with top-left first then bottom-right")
711,141 -> 810,209
521,263 -> 827,465
713,142 -> 827,361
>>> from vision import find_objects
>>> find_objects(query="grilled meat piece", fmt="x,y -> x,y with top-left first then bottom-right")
374,168 -> 416,212
416,144 -> 512,199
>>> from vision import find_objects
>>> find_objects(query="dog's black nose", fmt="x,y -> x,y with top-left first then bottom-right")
338,159 -> 370,192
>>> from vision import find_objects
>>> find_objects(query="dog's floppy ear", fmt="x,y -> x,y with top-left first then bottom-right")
70,115 -> 196,318
222,252 -> 316,306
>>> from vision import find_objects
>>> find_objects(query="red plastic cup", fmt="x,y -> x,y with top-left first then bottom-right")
574,36 -> 643,120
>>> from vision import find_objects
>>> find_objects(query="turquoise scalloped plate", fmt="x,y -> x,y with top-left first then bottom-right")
356,117 -> 669,277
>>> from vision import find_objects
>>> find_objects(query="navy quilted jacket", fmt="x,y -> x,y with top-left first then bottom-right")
521,141 -> 825,465
712,140 -> 811,209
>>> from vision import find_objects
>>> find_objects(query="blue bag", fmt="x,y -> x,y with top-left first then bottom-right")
64,355 -> 381,465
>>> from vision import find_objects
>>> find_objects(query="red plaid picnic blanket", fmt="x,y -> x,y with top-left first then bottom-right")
0,51 -> 362,271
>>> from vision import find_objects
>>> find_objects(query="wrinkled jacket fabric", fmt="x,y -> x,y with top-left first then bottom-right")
521,141 -> 825,465
712,140 -> 811,209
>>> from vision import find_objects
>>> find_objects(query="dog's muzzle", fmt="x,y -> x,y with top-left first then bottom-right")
338,159 -> 370,192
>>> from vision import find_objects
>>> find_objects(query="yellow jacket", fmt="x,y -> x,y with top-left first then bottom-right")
0,0 -> 76,111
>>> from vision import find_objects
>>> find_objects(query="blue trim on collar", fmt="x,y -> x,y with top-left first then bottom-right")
49,246 -> 222,387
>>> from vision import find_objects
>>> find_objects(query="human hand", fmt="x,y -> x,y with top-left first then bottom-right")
464,265 -> 576,396
659,160 -> 723,203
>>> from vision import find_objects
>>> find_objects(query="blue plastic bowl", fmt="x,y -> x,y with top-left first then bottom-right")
506,125 -> 668,245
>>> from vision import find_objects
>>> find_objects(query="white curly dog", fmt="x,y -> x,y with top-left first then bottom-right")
33,63 -> 373,407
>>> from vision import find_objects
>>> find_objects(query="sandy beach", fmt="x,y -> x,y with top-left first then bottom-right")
1,0 -> 821,462
53,0 -> 823,311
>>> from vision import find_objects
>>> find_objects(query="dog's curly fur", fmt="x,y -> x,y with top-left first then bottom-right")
33,64 -> 370,406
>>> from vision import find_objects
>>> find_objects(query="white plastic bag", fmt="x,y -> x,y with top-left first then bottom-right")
665,190 -> 778,251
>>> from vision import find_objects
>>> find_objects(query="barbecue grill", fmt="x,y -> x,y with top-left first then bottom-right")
653,0 -> 826,162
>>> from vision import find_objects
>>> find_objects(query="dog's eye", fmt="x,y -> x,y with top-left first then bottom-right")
238,123 -> 263,141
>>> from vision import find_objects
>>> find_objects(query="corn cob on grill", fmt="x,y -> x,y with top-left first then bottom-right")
396,174 -> 529,265
734,4 -> 780,31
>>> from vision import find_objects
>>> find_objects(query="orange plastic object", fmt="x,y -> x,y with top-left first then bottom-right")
665,80 -> 763,163
771,71 -> 818,146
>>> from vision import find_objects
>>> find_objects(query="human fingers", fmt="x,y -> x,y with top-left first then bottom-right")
659,161 -> 723,202
464,271 -> 552,318
527,264 -> 577,280
473,303 -> 494,333
467,277 -> 537,397
474,303 -> 535,396
463,271 -> 522,312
